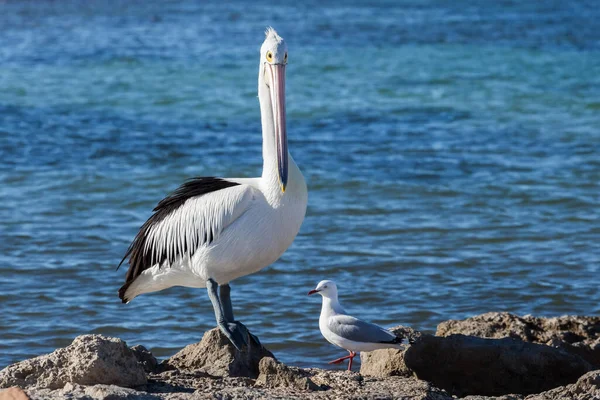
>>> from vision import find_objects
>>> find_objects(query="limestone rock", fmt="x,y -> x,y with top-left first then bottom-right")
255,357 -> 320,391
306,369 -> 452,400
130,345 -> 158,373
437,312 -> 535,340
150,365 -> 453,399
306,369 -> 365,393
163,327 -> 274,378
525,369 -> 600,400
462,396 -> 523,400
359,325 -> 420,377
83,384 -> 156,399
26,382 -> 160,400
437,313 -> 600,343
360,349 -> 409,378
0,335 -> 147,390
437,312 -> 600,367
404,334 -> 593,397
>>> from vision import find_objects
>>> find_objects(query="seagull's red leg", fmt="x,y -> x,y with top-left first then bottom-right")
328,352 -> 354,365
347,351 -> 356,371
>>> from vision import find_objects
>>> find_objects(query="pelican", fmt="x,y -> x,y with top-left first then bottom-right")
117,28 -> 307,351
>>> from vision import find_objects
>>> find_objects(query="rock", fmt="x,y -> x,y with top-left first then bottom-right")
360,322 -> 594,396
360,325 -> 420,377
307,369 -> 365,393
6,313 -> 600,399
437,312 -> 536,340
303,369 -> 452,400
163,327 -> 274,378
462,396 -> 523,400
255,357 -> 320,391
403,334 -> 593,397
83,384 -> 156,399
148,364 -> 452,399
436,312 -> 600,344
0,335 -> 147,390
437,312 -> 600,367
26,382 -> 160,400
130,345 -> 158,373
389,325 -> 424,343
525,369 -> 600,400
360,349 -> 409,378
0,387 -> 30,400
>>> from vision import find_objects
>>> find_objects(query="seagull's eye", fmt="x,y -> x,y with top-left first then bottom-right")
324,285 -> 328,289
284,52 -> 288,63
266,51 -> 273,62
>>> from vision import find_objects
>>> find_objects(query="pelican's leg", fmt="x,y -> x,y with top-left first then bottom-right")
219,283 -> 262,347
219,284 -> 235,322
206,278 -> 246,351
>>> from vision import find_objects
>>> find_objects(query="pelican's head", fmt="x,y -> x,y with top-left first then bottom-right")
260,27 -> 288,66
260,27 -> 288,193
308,280 -> 338,299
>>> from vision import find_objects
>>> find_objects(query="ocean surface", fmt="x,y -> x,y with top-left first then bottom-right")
1,0 -> 599,369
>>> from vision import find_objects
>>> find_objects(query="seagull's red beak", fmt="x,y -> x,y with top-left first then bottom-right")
307,289 -> 319,296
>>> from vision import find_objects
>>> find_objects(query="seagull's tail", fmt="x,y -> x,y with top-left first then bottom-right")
383,335 -> 410,349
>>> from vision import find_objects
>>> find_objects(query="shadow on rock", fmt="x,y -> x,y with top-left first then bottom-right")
404,333 -> 593,397
437,312 -> 600,368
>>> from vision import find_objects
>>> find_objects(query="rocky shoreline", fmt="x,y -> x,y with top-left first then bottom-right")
1,312 -> 599,399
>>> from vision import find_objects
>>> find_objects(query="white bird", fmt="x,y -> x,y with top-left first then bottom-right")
117,28 -> 307,351
308,280 -> 406,370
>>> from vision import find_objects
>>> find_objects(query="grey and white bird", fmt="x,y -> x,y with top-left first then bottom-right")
308,280 -> 405,370
117,28 -> 307,351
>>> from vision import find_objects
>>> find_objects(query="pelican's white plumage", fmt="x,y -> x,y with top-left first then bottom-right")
118,28 -> 307,350
122,169 -> 306,299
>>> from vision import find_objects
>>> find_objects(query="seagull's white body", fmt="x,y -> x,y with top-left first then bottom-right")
119,29 -> 307,308
309,280 -> 405,364
318,295 -> 403,353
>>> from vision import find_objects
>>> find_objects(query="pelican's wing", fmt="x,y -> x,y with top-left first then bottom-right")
329,314 -> 401,344
117,177 -> 255,301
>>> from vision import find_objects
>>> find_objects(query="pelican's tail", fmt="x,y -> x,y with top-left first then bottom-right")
118,281 -> 135,304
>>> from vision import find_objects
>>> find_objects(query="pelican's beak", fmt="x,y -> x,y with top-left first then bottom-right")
307,289 -> 319,296
267,63 -> 288,193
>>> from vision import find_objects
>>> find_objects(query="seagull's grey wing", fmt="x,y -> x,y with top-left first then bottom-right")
329,315 -> 400,344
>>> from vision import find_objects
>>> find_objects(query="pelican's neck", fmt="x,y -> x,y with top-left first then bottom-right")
258,66 -> 299,204
321,295 -> 345,317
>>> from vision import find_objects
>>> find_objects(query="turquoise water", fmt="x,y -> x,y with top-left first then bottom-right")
1,1 -> 599,369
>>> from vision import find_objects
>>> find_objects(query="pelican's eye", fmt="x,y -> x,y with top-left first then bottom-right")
266,51 -> 273,63
284,52 -> 288,63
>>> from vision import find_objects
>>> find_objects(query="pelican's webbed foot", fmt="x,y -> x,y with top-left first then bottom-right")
228,321 -> 261,347
224,321 -> 248,350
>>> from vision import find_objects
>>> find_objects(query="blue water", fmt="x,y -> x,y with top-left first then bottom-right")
1,0 -> 600,369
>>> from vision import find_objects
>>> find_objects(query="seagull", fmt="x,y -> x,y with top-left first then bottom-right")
117,28 -> 307,351
308,280 -> 406,371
